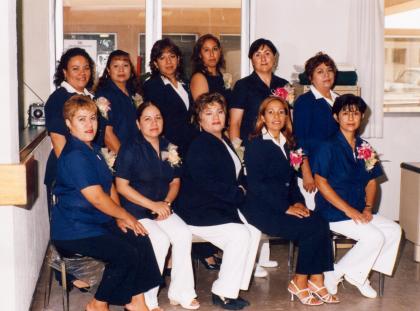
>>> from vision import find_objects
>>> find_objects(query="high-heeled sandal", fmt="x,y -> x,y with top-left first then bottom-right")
308,280 -> 340,304
170,298 -> 200,310
287,280 -> 323,306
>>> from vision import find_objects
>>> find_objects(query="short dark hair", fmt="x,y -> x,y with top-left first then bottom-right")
95,49 -> 141,94
54,47 -> 95,89
136,101 -> 161,120
332,94 -> 367,115
248,38 -> 277,59
191,34 -> 225,75
304,52 -> 337,82
192,92 -> 227,127
149,38 -> 185,80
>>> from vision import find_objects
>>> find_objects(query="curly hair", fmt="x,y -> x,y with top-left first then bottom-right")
304,52 -> 337,83
149,38 -> 185,80
54,47 -> 95,89
191,34 -> 225,75
192,92 -> 227,127
94,49 -> 141,94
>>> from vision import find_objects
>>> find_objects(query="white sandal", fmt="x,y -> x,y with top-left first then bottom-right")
308,280 -> 340,303
170,298 -> 200,310
287,280 -> 323,306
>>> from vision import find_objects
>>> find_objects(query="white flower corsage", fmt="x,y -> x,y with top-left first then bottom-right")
101,148 -> 117,172
231,137 -> 245,162
161,143 -> 182,167
96,97 -> 111,119
132,93 -> 143,109
222,72 -> 233,90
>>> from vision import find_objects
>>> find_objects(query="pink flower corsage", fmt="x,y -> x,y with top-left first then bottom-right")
96,97 -> 111,119
289,148 -> 304,171
272,84 -> 295,104
357,142 -> 379,171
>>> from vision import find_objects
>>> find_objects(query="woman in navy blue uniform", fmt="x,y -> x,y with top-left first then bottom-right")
293,52 -> 340,210
44,48 -> 96,290
115,102 -> 199,310
190,33 -> 232,270
176,93 -> 260,310
313,94 -> 401,299
143,38 -> 197,157
45,47 -> 95,199
95,49 -> 141,152
190,34 -> 232,103
229,38 -> 288,276
229,38 -> 288,142
241,96 -> 337,306
51,95 -> 161,311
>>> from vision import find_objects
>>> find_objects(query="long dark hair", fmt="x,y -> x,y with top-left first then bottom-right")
191,34 -> 225,75
149,38 -> 185,80
94,49 -> 141,94
54,47 -> 95,89
251,96 -> 295,147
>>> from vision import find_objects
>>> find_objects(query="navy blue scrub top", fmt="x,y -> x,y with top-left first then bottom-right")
95,80 -> 139,147
44,87 -> 76,187
115,134 -> 181,220
51,135 -> 113,240
293,90 -> 339,167
229,71 -> 288,141
312,131 -> 383,222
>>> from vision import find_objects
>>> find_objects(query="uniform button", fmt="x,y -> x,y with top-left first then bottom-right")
285,182 -> 290,187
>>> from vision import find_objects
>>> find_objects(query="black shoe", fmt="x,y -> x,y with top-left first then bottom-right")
199,257 -> 220,270
214,255 -> 223,265
236,296 -> 250,307
212,294 -> 244,310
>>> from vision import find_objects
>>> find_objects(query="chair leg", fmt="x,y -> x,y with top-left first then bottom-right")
287,241 -> 295,276
378,272 -> 385,297
332,239 -> 337,261
60,261 -> 69,311
43,265 -> 53,308
192,256 -> 199,289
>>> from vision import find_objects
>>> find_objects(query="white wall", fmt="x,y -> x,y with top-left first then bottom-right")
254,0 -> 419,220
253,0 -> 352,81
0,0 -> 52,310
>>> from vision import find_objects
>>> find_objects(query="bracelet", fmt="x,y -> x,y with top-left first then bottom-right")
365,204 -> 373,210
164,200 -> 172,207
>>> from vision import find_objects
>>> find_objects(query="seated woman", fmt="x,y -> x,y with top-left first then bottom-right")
241,96 -> 338,306
176,92 -> 260,310
313,94 -> 402,299
115,102 -> 199,310
51,95 -> 162,311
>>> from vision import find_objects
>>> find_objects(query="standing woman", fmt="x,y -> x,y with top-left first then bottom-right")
143,38 -> 197,157
190,34 -> 232,102
229,38 -> 289,142
176,92 -> 260,310
115,102 -> 199,310
293,52 -> 340,210
52,95 -> 162,311
45,47 -> 95,195
229,38 -> 288,276
241,96 -> 338,306
95,49 -> 142,152
313,94 -> 401,299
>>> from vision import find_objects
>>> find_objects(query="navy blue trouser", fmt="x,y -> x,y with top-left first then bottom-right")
54,223 -> 162,306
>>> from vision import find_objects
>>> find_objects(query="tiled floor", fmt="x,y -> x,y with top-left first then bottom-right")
31,240 -> 420,311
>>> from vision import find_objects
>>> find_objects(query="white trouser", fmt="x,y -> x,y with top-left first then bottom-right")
329,214 -> 401,284
297,178 -> 316,211
140,213 -> 196,308
188,213 -> 261,299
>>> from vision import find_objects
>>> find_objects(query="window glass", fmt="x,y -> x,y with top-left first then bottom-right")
384,2 -> 420,112
162,0 -> 241,83
63,0 -> 146,80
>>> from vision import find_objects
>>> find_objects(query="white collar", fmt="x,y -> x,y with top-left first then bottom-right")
262,128 -> 287,154
61,81 -> 93,98
161,75 -> 183,86
310,85 -> 338,105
